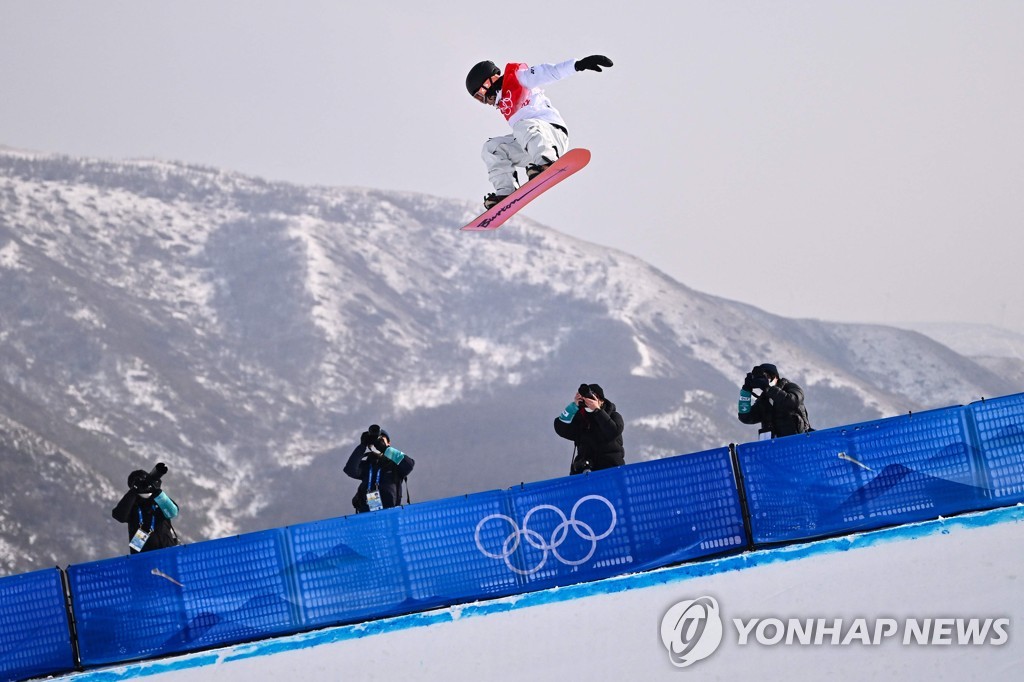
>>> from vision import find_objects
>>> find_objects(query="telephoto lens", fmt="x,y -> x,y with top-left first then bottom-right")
148,463 -> 168,482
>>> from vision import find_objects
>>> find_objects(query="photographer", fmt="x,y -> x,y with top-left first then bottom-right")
553,383 -> 625,475
738,363 -> 813,439
111,463 -> 180,554
344,425 -> 415,513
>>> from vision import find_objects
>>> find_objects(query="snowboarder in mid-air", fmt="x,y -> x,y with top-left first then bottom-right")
465,55 -> 613,210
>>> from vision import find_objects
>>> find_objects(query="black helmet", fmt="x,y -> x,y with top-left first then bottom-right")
466,60 -> 501,98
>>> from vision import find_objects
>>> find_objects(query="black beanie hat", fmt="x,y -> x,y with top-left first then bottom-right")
127,469 -> 149,490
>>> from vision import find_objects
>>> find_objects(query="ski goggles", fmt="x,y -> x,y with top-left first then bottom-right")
473,73 -> 501,103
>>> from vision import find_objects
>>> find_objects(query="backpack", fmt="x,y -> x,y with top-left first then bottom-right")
794,403 -> 814,434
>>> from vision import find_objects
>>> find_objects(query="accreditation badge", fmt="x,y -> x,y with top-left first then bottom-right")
129,528 -> 151,552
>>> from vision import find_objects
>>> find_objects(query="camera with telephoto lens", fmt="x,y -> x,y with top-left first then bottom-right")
577,383 -> 595,407
751,367 -> 769,381
130,462 -> 168,493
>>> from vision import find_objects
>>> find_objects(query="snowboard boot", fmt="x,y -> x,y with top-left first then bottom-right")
526,162 -> 552,181
483,192 -> 511,210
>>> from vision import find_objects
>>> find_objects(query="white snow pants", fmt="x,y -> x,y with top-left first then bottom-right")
482,119 -> 569,195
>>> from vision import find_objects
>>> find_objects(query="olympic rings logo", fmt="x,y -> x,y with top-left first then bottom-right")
473,495 -> 618,575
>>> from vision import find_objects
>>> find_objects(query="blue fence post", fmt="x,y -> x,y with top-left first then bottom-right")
728,442 -> 756,551
962,401 -> 996,503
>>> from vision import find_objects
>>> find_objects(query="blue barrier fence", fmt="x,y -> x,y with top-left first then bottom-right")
1,393 -> 1023,680
735,394 -> 1024,545
66,446 -> 745,666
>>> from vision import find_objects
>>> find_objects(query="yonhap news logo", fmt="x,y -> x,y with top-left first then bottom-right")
660,596 -> 724,668
660,596 -> 1010,669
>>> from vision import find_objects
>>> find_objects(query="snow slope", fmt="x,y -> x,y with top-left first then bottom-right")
59,505 -> 1024,682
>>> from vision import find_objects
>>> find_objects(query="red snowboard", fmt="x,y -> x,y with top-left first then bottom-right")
460,148 -> 591,232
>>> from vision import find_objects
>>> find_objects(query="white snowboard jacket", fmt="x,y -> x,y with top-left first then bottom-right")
496,59 -> 577,129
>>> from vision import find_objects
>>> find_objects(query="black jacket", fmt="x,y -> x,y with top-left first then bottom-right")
738,378 -> 811,438
344,444 -> 415,512
553,399 -> 625,473
111,491 -> 180,553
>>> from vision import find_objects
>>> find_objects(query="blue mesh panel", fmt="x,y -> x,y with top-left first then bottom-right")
621,448 -> 746,561
399,491 -> 522,604
72,531 -> 300,666
739,407 -> 987,545
287,509 -> 406,628
0,568 -> 75,681
174,530 -> 300,649
70,550 -> 189,665
502,472 -> 629,590
842,407 -> 980,521
739,430 -> 859,543
969,393 -> 1024,501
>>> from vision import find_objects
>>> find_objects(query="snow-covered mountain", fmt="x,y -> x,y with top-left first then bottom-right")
0,147 -> 1015,576
898,322 -> 1024,385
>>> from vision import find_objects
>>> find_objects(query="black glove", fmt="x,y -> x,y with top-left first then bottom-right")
750,375 -> 770,391
149,478 -> 162,494
575,55 -> 613,72
742,373 -> 754,392
360,431 -> 373,446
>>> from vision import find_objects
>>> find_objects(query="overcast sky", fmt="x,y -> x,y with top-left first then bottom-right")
3,1 -> 1022,335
